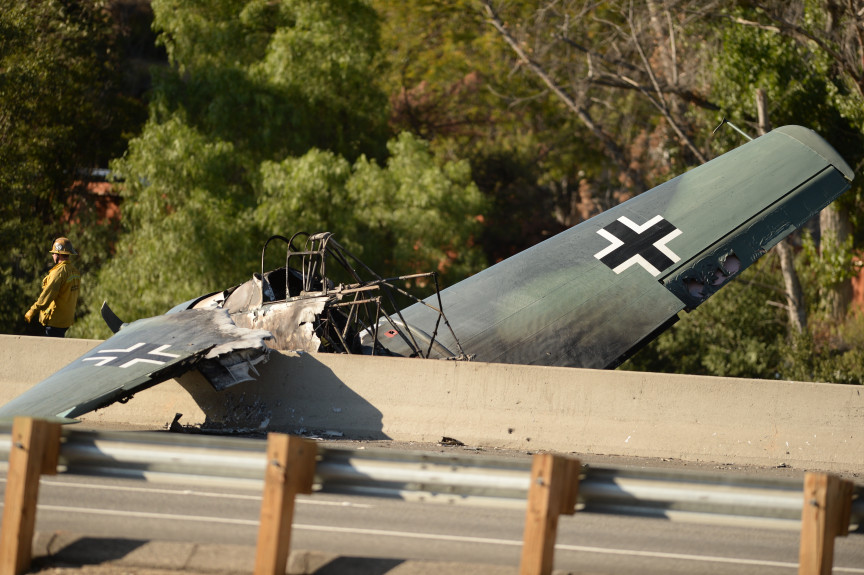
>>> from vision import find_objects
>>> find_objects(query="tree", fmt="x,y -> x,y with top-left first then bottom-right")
477,1 -> 728,191
712,0 -> 864,332
255,132 -> 487,284
372,0 -> 583,261
623,257 -> 788,379
150,0 -> 390,163
75,0 -> 488,339
718,0 -> 864,323
0,0 -> 146,336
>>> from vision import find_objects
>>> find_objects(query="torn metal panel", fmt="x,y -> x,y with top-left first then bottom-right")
196,310 -> 274,390
192,231 -> 467,361
198,347 -> 266,391
232,297 -> 328,353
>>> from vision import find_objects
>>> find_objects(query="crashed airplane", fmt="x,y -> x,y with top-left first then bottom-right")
0,125 -> 855,421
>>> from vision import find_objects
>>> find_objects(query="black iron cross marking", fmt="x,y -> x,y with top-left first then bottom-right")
82,342 -> 181,368
594,215 -> 682,277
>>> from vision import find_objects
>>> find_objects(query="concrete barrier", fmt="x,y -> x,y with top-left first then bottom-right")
1,334 -> 861,473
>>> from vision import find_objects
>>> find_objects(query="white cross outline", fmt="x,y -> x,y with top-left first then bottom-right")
594,215 -> 683,277
82,343 -> 181,368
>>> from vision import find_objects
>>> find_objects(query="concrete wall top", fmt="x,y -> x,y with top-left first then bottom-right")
1,334 -> 861,473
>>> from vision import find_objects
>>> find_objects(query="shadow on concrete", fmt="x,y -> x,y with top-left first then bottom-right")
176,351 -> 389,440
33,536 -> 147,566
310,556 -> 405,574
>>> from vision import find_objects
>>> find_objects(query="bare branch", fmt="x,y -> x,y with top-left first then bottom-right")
626,7 -> 708,162
587,74 -> 721,110
664,4 -> 679,86
555,34 -> 642,76
480,0 -> 644,190
846,0 -> 864,76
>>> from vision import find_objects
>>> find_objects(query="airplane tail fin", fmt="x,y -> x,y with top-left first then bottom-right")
100,301 -> 125,334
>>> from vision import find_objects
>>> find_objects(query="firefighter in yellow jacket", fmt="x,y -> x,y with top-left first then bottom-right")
24,237 -> 82,337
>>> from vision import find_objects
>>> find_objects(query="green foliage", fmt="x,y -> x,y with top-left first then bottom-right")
798,231 -> 858,294
714,11 -> 830,129
372,0 -> 602,260
75,1 -> 488,338
151,0 -> 390,162
624,248 -> 864,385
623,257 -> 788,379
778,321 -> 864,386
75,115 -> 261,339
255,132 -> 487,285
0,0 -> 145,337
711,3 -> 864,188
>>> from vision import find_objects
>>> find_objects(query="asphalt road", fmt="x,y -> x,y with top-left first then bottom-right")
3,457 -> 863,575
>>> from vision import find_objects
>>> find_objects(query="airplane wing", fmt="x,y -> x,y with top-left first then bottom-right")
369,125 -> 855,369
0,307 -> 271,420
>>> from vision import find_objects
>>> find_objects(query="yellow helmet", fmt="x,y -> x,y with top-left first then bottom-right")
49,237 -> 77,255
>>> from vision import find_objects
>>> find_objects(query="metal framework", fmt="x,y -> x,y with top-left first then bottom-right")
256,232 -> 467,359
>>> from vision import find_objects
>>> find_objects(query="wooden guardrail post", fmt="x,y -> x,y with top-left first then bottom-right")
798,472 -> 854,575
519,453 -> 580,575
0,417 -> 62,575
253,433 -> 317,575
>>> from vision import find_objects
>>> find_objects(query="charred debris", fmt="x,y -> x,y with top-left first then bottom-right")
186,232 -> 470,361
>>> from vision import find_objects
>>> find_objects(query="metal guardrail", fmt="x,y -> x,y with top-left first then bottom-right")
1,427 -> 861,528
0,422 -> 862,575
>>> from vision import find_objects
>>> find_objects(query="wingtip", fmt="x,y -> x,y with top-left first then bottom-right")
774,125 -> 855,182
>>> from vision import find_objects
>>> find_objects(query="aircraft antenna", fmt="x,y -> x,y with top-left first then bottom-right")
712,117 -> 754,141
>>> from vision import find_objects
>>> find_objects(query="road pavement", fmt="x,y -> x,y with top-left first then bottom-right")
29,531 -> 519,575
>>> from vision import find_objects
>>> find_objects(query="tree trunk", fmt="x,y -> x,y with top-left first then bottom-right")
775,239 -> 807,332
757,89 -> 807,333
820,204 -> 853,322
